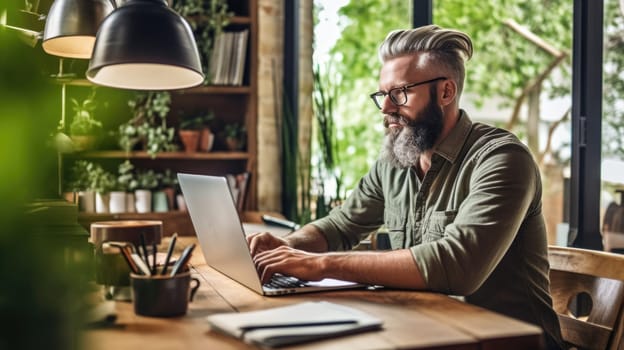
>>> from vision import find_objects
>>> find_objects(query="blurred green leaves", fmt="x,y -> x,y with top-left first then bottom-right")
0,1 -> 90,349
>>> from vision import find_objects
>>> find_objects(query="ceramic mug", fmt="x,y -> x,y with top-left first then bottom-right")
130,271 -> 200,317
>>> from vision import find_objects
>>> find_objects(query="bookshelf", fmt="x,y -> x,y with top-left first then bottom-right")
62,0 -> 258,233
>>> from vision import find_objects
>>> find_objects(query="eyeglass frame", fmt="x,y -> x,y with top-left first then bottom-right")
369,77 -> 447,110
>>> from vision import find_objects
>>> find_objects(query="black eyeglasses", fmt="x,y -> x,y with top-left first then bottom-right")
369,77 -> 447,109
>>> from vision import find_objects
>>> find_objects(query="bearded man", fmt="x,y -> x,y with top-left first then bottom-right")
248,25 -> 564,349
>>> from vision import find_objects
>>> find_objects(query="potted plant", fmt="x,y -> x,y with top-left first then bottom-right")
118,92 -> 178,158
111,160 -> 139,213
69,88 -> 102,151
66,160 -> 95,212
178,114 -> 204,153
86,163 -> 116,214
134,169 -> 159,213
223,122 -> 246,151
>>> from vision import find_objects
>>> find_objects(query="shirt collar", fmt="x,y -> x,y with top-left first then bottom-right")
434,109 -> 473,164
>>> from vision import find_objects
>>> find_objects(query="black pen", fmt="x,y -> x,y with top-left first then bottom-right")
169,243 -> 196,276
161,233 -> 178,275
151,241 -> 157,275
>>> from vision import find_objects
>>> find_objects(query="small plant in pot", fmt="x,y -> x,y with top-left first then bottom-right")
86,163 -> 116,214
223,122 -> 246,151
111,160 -> 139,213
178,112 -> 215,152
178,114 -> 203,153
65,160 -> 95,211
69,88 -> 102,151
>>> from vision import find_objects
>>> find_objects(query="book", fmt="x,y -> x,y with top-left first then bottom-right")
206,301 -> 383,348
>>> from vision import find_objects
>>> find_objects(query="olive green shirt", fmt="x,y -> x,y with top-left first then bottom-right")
312,111 -> 563,348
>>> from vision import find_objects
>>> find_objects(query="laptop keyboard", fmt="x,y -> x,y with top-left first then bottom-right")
263,274 -> 308,289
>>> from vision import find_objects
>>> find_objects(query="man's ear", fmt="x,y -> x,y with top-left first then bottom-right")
439,79 -> 457,106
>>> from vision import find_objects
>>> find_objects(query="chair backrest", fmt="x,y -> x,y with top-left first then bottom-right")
548,245 -> 624,350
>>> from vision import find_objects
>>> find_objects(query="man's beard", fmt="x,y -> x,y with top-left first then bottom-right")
380,88 -> 444,168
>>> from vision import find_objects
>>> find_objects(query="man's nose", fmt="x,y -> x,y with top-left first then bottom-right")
380,95 -> 397,114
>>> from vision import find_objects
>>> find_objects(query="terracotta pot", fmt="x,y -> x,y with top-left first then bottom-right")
178,130 -> 200,153
199,128 -> 214,152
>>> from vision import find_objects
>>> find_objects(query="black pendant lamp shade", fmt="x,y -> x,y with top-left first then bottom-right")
42,0 -> 114,59
86,0 -> 204,90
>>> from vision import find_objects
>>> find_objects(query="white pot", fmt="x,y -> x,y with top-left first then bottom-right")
78,191 -> 96,213
135,190 -> 152,213
176,194 -> 187,212
126,192 -> 136,213
95,192 -> 110,213
109,191 -> 127,214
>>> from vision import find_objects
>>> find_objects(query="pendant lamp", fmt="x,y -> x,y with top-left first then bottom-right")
86,0 -> 204,90
42,0 -> 114,59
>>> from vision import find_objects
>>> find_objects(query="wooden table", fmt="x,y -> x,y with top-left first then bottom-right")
84,237 -> 544,350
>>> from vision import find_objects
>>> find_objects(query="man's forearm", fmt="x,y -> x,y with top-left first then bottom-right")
320,249 -> 427,289
285,224 -> 329,252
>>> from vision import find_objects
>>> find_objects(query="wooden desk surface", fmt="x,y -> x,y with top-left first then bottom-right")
84,236 -> 544,350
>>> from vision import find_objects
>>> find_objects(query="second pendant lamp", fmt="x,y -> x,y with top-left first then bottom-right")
86,0 -> 204,90
42,0 -> 115,59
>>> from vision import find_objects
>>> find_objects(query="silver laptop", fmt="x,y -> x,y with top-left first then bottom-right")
178,173 -> 364,296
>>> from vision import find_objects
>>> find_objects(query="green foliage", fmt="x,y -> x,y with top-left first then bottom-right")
69,88 -> 102,136
136,169 -> 159,190
318,0 -> 575,191
67,160 -> 115,193
117,160 -> 138,192
312,63 -> 344,219
160,169 -> 179,188
434,0 -> 573,107
314,0 -> 410,191
179,112 -> 214,130
224,122 -> 246,139
118,91 -> 177,157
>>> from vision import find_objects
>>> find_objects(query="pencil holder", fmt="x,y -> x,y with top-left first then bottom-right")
130,271 -> 200,317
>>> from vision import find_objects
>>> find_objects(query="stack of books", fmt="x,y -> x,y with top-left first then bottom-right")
208,29 -> 249,86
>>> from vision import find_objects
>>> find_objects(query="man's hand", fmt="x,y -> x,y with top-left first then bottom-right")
253,246 -> 326,284
247,231 -> 290,256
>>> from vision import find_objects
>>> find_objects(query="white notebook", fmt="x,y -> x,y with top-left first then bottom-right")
206,301 -> 383,347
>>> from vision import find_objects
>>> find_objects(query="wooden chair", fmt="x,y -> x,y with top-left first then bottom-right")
548,245 -> 624,349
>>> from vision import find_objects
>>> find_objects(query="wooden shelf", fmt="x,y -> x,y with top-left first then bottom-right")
62,0 -> 259,210
72,151 -> 250,160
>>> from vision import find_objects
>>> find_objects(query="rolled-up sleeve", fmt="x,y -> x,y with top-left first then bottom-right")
312,161 -> 386,251
411,144 -> 539,295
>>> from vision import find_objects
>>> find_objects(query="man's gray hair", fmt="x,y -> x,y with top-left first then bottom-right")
378,25 -> 473,96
